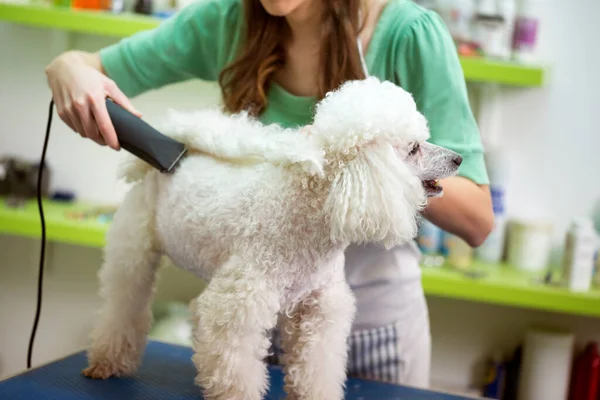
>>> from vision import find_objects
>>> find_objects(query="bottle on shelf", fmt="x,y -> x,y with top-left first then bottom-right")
568,342 -> 600,400
562,217 -> 599,292
512,0 -> 541,63
476,146 -> 509,264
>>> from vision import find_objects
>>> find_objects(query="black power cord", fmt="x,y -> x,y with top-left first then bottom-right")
26,99 -> 54,369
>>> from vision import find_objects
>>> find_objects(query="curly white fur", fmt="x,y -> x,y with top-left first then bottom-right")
82,77 -> 461,400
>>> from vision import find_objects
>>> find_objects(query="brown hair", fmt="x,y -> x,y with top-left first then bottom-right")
218,0 -> 367,116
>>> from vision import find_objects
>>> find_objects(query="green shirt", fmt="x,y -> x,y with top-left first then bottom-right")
100,0 -> 489,185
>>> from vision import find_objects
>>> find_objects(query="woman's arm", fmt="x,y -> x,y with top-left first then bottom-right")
44,0 -> 237,148
423,177 -> 493,247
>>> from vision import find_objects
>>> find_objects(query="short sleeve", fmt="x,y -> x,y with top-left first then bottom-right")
394,11 -> 489,185
99,0 -> 242,97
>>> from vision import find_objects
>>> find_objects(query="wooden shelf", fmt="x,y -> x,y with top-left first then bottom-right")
0,1 -> 546,87
2,196 -> 599,318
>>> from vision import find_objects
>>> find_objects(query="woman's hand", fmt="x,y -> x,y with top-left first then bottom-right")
44,51 -> 141,150
423,176 -> 494,247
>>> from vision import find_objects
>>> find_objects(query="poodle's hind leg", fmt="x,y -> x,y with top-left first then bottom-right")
280,279 -> 356,400
82,180 -> 161,379
190,256 -> 280,400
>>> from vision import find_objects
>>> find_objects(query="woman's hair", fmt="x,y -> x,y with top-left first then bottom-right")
218,0 -> 367,116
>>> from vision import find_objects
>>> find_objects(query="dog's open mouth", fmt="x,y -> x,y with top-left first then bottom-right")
423,180 -> 442,197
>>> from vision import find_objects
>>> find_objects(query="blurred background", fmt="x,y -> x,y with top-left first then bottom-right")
0,0 -> 599,398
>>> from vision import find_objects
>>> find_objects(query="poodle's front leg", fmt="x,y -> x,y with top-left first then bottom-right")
82,182 -> 161,379
190,256 -> 280,400
280,279 -> 356,400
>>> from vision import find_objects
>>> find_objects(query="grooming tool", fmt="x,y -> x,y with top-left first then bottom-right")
106,98 -> 187,173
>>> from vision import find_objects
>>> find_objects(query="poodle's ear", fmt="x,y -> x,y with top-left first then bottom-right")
323,140 -> 427,249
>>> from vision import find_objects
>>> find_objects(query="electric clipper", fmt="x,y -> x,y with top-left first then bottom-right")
105,98 -> 187,173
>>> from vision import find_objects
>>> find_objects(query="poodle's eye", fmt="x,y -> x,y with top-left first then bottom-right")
409,143 -> 420,156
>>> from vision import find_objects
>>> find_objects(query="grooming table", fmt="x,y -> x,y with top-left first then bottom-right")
0,341 -> 480,399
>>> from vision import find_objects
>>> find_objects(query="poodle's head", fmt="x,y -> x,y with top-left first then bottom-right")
310,77 -> 462,248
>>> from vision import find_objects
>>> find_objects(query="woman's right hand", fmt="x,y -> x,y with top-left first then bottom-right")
45,51 -> 142,150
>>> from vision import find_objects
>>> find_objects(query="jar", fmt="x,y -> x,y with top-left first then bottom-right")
506,219 -> 553,272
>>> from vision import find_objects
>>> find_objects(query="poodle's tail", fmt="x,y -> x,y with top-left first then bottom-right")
119,108 -> 325,183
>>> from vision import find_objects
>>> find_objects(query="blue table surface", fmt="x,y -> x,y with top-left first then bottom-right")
0,341 -> 479,399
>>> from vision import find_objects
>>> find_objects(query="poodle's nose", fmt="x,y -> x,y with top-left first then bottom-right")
453,155 -> 463,167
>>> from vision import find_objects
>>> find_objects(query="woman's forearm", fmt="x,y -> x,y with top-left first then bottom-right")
422,176 -> 494,247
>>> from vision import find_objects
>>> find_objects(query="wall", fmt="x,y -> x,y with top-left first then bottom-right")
490,0 -> 600,242
1,0 -> 600,391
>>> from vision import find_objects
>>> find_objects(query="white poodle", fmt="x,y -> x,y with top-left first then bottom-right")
81,77 -> 462,400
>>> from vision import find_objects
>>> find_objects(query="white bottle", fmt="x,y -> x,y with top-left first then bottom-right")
497,0 -> 517,59
562,217 -> 599,292
475,147 -> 508,264
474,0 -> 506,59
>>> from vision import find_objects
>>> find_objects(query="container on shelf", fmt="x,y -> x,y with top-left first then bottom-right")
497,0 -> 517,59
417,219 -> 445,268
512,0 -> 541,63
417,218 -> 442,254
482,350 -> 506,399
562,217 -> 599,292
518,328 -> 574,400
506,219 -> 553,272
442,231 -> 473,270
568,342 -> 600,400
71,0 -> 105,9
476,147 -> 509,263
110,0 -> 124,13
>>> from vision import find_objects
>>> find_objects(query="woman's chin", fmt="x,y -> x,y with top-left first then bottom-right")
260,0 -> 295,16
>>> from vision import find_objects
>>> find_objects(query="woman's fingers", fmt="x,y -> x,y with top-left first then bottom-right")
104,79 -> 142,117
89,95 -> 117,149
74,95 -> 106,146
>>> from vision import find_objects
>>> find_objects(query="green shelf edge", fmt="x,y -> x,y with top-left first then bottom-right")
1,197 -> 599,318
0,198 -> 110,248
0,2 -> 160,37
1,2 -> 546,87
422,265 -> 600,319
459,56 -> 545,87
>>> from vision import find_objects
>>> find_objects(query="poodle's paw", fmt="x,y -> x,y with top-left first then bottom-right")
81,338 -> 143,380
81,361 -> 127,380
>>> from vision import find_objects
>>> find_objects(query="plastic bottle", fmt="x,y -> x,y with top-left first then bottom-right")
496,0 -> 517,59
473,0 -> 504,58
512,0 -> 541,63
417,218 -> 442,255
475,147 -> 508,264
483,350 -> 506,399
134,0 -> 153,14
417,219 -> 445,268
568,342 -> 600,400
562,217 -> 599,292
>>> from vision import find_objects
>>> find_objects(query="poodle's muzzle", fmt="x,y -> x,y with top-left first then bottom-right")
412,141 -> 463,198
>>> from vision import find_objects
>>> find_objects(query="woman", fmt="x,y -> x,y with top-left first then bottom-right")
45,0 -> 493,388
